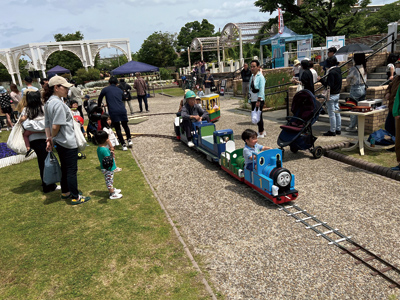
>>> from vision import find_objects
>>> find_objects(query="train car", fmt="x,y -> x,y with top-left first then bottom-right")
175,117 -> 233,162
174,118 -> 297,205
200,93 -> 220,122
221,143 -> 298,204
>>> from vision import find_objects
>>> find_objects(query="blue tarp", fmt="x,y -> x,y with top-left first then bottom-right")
111,61 -> 159,75
47,65 -> 70,76
260,27 -> 313,45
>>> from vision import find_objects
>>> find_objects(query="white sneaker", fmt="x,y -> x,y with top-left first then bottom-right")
257,131 -> 266,138
114,188 -> 121,194
128,139 -> 133,147
55,185 -> 61,191
122,145 -> 128,151
345,126 -> 358,132
188,141 -> 195,147
109,193 -> 123,200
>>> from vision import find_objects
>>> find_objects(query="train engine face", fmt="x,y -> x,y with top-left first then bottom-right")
244,149 -> 298,204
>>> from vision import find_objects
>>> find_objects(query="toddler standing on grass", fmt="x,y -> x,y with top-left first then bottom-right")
100,113 -> 122,172
95,130 -> 123,200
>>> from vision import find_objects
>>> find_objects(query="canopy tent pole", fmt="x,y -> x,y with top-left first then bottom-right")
217,37 -> 221,65
239,28 -> 243,68
187,47 -> 191,71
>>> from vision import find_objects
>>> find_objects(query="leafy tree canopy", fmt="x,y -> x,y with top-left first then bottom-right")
255,0 -> 370,44
364,0 -> 400,35
137,31 -> 177,67
54,31 -> 84,42
47,31 -> 84,74
177,19 -> 216,50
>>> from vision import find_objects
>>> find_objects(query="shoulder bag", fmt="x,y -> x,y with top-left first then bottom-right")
69,110 -> 87,152
7,115 -> 26,154
43,152 -> 62,185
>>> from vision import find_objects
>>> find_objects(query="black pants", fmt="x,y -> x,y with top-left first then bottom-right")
112,121 -> 131,146
181,119 -> 193,140
55,143 -> 79,199
30,139 -> 57,193
77,105 -> 84,120
385,110 -> 396,136
251,101 -> 265,133
137,95 -> 148,112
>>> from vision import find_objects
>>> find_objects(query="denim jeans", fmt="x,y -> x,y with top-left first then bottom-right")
349,85 -> 366,128
326,94 -> 341,132
55,144 -> 79,199
137,95 -> 148,112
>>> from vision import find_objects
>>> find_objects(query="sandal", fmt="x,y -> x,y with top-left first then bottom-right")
70,195 -> 91,205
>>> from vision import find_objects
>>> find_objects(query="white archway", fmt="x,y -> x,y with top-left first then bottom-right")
0,38 -> 131,86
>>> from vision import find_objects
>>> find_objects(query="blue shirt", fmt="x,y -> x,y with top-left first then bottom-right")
243,143 -> 264,168
98,85 -> 128,123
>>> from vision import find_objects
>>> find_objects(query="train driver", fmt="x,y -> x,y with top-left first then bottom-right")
181,90 -> 210,147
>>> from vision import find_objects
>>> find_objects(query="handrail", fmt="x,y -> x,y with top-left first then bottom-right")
380,75 -> 398,86
370,32 -> 395,49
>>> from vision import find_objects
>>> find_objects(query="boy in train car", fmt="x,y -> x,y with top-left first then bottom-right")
181,90 -> 209,147
242,129 -> 271,171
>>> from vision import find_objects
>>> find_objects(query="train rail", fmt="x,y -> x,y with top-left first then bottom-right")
278,203 -> 400,289
130,132 -> 400,289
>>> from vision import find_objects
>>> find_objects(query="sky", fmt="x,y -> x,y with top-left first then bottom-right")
0,0 -> 396,58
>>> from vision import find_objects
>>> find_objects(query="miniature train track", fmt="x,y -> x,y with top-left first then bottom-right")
278,202 -> 400,289
130,131 -> 400,289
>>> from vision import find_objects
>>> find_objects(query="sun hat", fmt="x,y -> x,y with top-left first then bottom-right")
294,59 -> 300,65
48,76 -> 73,88
0,86 -> 7,94
185,90 -> 196,99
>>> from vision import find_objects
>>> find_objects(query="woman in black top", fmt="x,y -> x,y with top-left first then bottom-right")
299,60 -> 314,94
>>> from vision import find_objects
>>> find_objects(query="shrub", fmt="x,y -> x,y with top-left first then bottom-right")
75,68 -> 101,84
159,68 -> 173,80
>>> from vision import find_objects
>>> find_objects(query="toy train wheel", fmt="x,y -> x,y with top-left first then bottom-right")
289,145 -> 298,153
312,146 -> 323,159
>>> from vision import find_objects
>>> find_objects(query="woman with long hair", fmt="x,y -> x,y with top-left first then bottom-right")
9,83 -> 22,105
44,76 -> 90,205
346,53 -> 367,132
22,89 -> 58,193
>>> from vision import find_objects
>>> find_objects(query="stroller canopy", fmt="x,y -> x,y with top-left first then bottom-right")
291,90 -> 320,124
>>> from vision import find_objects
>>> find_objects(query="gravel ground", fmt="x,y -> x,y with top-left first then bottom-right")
128,94 -> 400,299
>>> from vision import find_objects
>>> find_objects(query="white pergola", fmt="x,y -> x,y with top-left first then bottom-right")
188,22 -> 268,68
0,38 -> 131,86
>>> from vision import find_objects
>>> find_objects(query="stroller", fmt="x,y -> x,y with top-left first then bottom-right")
277,89 -> 327,159
84,100 -> 103,144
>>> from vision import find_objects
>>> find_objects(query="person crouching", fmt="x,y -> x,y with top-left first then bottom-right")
181,90 -> 209,147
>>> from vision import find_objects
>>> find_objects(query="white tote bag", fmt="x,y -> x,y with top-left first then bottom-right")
251,108 -> 261,124
7,117 -> 26,154
70,112 -> 87,152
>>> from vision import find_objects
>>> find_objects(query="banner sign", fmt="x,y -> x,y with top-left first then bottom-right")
278,8 -> 284,34
297,39 -> 312,60
271,39 -> 285,68
326,36 -> 345,61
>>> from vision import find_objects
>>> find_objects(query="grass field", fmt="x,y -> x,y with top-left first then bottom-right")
0,131 -> 211,299
334,147 -> 397,168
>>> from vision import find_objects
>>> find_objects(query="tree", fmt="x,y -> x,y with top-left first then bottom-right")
46,31 -> 84,74
177,19 -> 216,50
255,0 -> 370,43
137,32 -> 177,67
364,1 -> 400,35
176,19 -> 218,66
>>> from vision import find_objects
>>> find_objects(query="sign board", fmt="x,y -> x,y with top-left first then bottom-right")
297,39 -> 312,61
326,36 -> 346,61
271,39 -> 285,68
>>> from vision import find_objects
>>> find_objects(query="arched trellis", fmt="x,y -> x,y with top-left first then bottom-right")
0,38 -> 131,86
189,37 -> 222,66
220,22 -> 267,63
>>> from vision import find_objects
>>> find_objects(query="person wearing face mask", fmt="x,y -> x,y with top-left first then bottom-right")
203,69 -> 214,95
384,59 -> 400,137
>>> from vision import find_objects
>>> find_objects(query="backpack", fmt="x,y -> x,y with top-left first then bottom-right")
102,155 -> 114,171
367,129 -> 395,146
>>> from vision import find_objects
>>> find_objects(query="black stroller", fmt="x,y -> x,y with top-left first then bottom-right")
277,90 -> 327,159
84,100 -> 103,144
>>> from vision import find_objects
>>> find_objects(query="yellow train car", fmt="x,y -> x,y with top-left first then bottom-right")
200,93 -> 220,122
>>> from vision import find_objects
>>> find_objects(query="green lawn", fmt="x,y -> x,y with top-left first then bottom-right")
0,132 -> 211,299
334,147 -> 397,168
